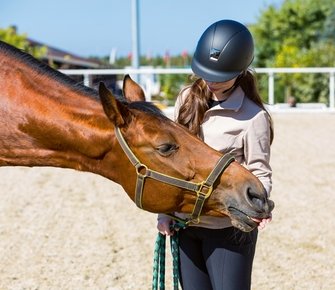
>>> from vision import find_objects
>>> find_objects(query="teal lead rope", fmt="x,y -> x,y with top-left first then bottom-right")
170,233 -> 180,289
152,220 -> 187,290
152,233 -> 180,290
152,233 -> 166,290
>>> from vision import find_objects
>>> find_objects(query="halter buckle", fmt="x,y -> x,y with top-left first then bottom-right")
196,182 -> 213,199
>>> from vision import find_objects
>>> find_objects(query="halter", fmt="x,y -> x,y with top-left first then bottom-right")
115,127 -> 235,224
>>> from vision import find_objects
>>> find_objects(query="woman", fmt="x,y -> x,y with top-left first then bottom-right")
157,19 -> 273,290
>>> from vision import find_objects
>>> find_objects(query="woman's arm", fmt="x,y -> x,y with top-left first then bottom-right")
243,110 -> 272,196
243,110 -> 273,230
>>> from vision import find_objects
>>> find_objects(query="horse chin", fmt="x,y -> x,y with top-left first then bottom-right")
228,207 -> 259,232
230,219 -> 256,232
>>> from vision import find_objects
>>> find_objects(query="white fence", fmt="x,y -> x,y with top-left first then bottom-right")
60,67 -> 335,112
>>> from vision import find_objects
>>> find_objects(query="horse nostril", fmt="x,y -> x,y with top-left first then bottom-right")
247,188 -> 265,210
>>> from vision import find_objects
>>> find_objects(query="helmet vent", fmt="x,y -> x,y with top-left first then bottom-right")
209,48 -> 221,61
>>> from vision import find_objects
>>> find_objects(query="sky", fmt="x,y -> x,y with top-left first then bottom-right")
1,0 -> 284,58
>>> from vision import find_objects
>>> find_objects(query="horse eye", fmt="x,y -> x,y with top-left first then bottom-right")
156,143 -> 178,156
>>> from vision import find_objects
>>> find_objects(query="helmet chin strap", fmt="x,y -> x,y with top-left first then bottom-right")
221,71 -> 246,95
221,85 -> 235,95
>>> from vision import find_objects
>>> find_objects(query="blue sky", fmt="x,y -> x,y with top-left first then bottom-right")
1,0 -> 283,58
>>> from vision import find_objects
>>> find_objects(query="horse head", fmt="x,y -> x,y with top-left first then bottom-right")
98,75 -> 274,232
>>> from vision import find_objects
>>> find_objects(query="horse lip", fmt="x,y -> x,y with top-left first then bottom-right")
228,207 -> 264,228
229,207 -> 265,219
229,207 -> 247,217
248,216 -> 262,223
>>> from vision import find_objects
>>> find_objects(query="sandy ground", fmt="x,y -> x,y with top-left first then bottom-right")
0,113 -> 335,290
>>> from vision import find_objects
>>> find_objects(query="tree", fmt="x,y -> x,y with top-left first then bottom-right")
0,26 -> 47,59
320,6 -> 335,44
113,52 -> 192,103
251,0 -> 335,103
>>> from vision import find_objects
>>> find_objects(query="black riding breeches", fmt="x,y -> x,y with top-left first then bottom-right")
178,226 -> 258,290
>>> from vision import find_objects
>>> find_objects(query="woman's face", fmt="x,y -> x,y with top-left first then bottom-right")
205,77 -> 237,95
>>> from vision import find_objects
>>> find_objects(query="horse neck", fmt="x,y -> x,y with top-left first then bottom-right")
0,56 -> 115,173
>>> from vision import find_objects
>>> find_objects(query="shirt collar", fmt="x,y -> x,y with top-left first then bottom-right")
208,86 -> 245,112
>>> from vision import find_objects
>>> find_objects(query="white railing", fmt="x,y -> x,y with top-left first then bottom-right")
60,67 -> 335,111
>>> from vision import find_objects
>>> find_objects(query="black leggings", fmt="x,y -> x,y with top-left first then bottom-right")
178,226 -> 258,290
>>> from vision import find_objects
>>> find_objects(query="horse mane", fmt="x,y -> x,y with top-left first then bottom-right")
0,40 -> 166,118
0,40 -> 98,98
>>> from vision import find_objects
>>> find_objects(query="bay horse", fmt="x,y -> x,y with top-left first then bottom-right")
0,41 -> 273,232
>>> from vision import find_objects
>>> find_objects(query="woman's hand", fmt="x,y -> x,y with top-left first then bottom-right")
157,217 -> 174,236
257,215 -> 272,230
251,214 -> 272,230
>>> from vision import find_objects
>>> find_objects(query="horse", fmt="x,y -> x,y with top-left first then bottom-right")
0,40 -> 274,232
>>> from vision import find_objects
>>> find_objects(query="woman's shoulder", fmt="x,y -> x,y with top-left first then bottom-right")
242,102 -> 271,134
240,93 -> 268,120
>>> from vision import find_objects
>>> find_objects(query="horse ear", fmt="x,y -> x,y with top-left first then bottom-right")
122,74 -> 146,102
98,82 -> 131,127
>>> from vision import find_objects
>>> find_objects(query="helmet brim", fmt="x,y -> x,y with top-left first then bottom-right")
191,57 -> 241,82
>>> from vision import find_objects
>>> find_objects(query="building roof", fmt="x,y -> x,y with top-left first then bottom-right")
28,38 -> 102,68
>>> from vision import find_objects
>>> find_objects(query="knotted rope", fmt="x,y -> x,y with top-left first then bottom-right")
152,221 -> 187,290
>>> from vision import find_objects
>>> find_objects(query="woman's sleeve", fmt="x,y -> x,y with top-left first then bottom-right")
157,213 -> 171,221
243,110 -> 272,196
173,89 -> 189,121
174,96 -> 182,121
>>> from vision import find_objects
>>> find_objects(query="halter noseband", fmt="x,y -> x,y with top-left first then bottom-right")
115,127 -> 235,224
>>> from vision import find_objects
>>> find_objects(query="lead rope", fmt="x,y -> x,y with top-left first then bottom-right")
152,232 -> 166,290
170,232 -> 180,289
152,221 -> 187,290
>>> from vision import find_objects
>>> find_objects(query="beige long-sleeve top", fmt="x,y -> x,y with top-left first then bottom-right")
161,86 -> 272,229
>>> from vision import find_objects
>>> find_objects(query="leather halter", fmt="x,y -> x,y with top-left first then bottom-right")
115,127 -> 235,224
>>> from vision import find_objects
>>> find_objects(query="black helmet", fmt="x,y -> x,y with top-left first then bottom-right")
191,19 -> 254,82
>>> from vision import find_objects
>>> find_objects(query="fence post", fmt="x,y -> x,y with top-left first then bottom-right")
268,71 -> 274,105
83,74 -> 92,87
329,71 -> 335,109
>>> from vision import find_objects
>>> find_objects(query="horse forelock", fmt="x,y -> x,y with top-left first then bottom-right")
128,101 -> 166,119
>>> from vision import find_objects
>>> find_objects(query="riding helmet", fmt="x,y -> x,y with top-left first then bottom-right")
191,19 -> 254,82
